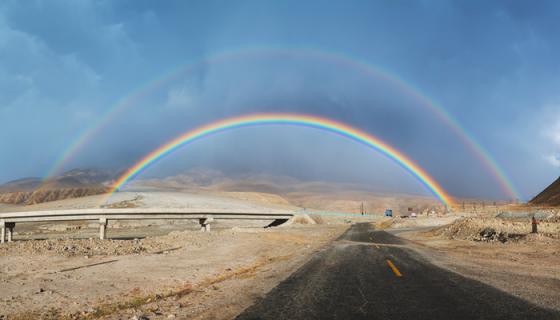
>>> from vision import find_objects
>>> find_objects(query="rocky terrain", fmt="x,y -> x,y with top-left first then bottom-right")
438,214 -> 560,242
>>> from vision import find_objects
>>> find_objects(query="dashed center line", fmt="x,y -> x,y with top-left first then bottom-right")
369,237 -> 380,248
386,259 -> 402,277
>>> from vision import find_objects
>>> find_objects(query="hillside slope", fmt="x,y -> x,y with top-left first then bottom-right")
530,177 -> 560,206
131,168 -> 444,214
0,187 -> 108,205
0,169 -> 116,205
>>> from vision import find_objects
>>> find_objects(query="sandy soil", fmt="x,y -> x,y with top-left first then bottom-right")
0,191 -> 354,319
0,224 -> 348,319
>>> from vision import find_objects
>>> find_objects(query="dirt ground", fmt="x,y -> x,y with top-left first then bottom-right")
2,192 -> 560,319
0,191 -> 360,319
0,224 -> 349,320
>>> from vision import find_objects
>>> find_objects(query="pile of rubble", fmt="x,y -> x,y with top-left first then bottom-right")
474,227 -> 520,243
0,238 -> 168,257
439,217 -> 559,243
0,229 -> 242,257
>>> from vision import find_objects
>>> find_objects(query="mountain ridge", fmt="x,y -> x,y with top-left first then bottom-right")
0,168 -> 119,205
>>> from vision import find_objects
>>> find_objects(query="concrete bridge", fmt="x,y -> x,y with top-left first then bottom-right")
0,208 -> 295,242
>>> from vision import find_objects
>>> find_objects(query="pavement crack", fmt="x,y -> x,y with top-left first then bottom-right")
356,276 -> 369,314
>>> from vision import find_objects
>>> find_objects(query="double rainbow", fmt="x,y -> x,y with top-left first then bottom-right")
110,113 -> 455,207
47,47 -> 518,200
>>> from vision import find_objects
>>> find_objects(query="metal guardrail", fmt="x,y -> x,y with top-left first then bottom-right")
0,208 -> 294,242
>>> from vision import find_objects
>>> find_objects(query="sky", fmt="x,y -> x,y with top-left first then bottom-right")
1,0 -> 559,200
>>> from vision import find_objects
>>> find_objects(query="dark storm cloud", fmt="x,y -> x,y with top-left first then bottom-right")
1,0 -> 559,200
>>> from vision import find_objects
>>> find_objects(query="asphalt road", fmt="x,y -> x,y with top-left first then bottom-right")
237,223 -> 560,320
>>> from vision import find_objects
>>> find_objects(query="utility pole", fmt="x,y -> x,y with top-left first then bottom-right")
360,202 -> 364,216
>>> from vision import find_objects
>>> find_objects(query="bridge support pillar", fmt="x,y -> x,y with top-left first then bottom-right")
99,218 -> 108,240
199,217 -> 214,232
6,222 -> 15,242
0,220 -> 5,244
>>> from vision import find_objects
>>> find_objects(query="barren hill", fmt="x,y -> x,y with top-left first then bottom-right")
530,177 -> 560,206
130,168 -> 444,214
0,168 -> 117,205
0,167 -> 446,212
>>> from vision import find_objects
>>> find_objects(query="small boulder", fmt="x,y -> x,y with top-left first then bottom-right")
479,227 -> 496,239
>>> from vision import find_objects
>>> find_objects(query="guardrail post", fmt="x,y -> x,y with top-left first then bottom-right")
99,217 -> 108,240
6,222 -> 15,242
0,220 -> 5,244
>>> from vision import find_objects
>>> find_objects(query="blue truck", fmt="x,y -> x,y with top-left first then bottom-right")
384,209 -> 393,217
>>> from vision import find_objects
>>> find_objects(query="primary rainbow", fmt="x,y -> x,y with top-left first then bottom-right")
110,113 -> 455,207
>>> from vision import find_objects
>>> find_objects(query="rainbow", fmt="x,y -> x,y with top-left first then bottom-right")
46,46 -> 519,199
109,113 -> 455,207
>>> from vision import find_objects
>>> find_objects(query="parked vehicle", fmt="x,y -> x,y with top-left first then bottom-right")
384,209 -> 393,217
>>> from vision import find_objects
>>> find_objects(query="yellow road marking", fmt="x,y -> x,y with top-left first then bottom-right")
386,259 -> 402,277
370,236 -> 380,248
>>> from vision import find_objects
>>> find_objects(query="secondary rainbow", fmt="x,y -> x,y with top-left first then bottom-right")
110,113 -> 455,207
46,46 -> 519,199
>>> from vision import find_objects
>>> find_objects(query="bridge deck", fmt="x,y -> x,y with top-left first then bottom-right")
0,208 -> 294,242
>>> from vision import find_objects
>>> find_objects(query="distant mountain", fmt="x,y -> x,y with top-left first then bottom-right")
56,168 -> 119,186
131,167 -> 379,194
128,167 -> 443,214
0,177 -> 42,192
530,177 -> 560,206
0,168 -> 119,205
